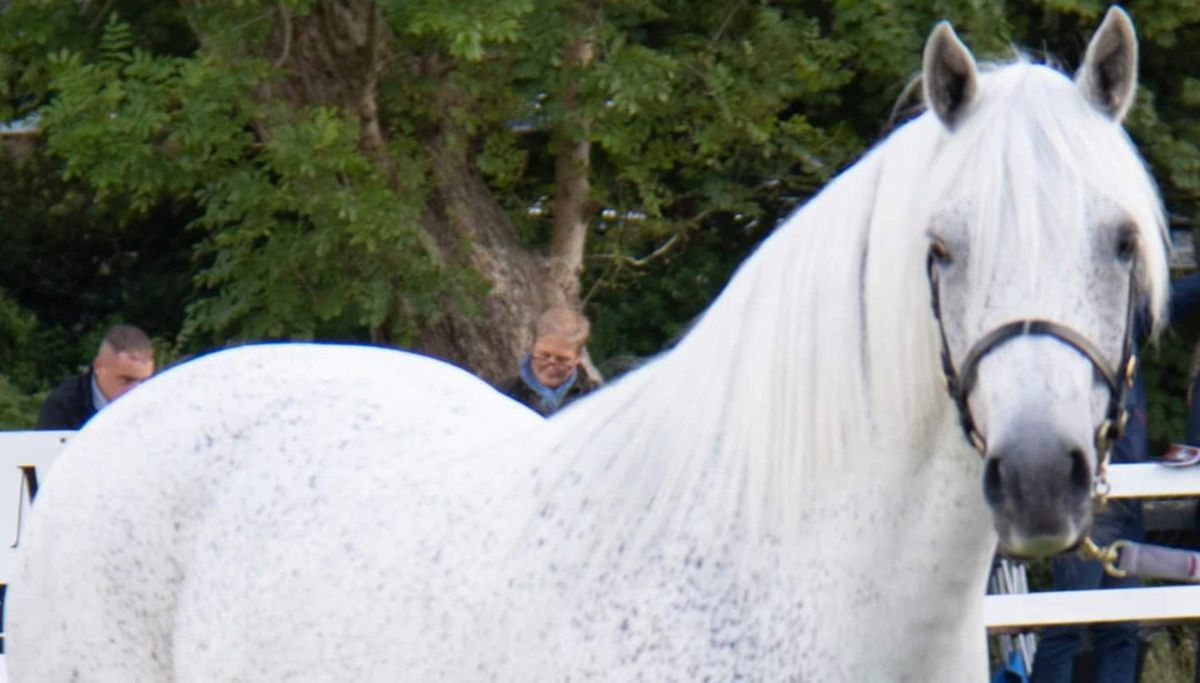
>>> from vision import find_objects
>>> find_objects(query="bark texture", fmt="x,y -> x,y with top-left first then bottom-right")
188,0 -> 595,382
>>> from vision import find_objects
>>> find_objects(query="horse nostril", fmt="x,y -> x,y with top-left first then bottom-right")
1069,448 -> 1091,492
983,456 -> 1004,506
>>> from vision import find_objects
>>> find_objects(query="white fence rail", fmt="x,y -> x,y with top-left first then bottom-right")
1103,462 -> 1200,499
986,584 -> 1200,632
984,462 -> 1200,633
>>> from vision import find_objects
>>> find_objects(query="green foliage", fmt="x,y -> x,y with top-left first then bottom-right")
185,105 -> 457,342
395,0 -> 536,61
1145,316 -> 1200,455
0,289 -> 42,391
0,289 -> 55,428
42,19 -> 262,212
0,135 -> 196,389
0,375 -> 42,430
5,0 -> 1200,418
588,216 -> 768,370
26,9 -> 471,348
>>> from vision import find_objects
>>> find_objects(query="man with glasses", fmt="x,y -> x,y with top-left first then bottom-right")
497,306 -> 597,416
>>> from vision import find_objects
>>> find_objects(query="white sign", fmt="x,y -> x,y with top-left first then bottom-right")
0,431 -> 71,585
0,429 -> 71,658
0,428 -> 71,664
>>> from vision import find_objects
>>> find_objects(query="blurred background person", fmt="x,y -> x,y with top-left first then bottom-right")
35,324 -> 155,429
498,307 -> 597,416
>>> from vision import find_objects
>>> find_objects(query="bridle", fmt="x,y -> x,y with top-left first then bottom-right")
926,246 -> 1141,496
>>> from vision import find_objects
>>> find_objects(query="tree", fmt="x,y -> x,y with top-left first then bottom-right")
1,0 -> 865,381
4,1 -> 1200,393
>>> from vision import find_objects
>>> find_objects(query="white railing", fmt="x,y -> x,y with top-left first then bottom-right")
984,462 -> 1200,633
986,584 -> 1200,632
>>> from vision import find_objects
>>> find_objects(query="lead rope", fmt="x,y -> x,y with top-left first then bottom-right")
1086,538 -> 1200,582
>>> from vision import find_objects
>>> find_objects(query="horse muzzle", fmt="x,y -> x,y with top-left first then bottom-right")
982,427 -> 1096,557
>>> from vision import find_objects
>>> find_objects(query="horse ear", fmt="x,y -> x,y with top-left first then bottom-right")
1076,7 -> 1138,121
923,22 -> 979,129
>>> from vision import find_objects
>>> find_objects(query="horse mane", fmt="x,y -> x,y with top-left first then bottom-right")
533,57 -> 1170,562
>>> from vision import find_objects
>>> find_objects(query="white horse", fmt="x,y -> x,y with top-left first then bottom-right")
8,9 -> 1169,681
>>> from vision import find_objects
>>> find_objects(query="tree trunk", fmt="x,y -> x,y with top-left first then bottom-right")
414,9 -> 600,382
549,30 -> 596,307
192,0 -> 596,383
414,74 -> 559,382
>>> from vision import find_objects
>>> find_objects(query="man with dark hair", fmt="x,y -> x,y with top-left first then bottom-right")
497,307 -> 598,416
35,324 -> 155,429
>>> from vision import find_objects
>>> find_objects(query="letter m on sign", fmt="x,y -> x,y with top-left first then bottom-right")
10,465 -> 37,549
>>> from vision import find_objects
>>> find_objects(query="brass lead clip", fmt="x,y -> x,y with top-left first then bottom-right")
1079,536 -> 1129,577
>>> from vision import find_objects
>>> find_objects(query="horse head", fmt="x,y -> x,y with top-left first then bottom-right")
919,8 -> 1168,558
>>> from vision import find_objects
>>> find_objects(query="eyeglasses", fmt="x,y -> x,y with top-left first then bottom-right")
532,353 -> 577,367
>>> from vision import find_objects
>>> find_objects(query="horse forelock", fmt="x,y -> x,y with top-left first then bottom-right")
864,60 -> 1167,434
536,57 -> 1169,564
928,62 -> 1168,321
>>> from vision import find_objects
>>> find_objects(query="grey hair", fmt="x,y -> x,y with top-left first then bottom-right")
535,307 -> 591,348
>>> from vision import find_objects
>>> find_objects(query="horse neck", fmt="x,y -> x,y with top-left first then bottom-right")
538,316 -> 994,676
527,131 -> 996,677
543,131 -> 969,553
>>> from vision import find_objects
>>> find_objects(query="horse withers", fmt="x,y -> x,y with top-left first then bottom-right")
7,8 -> 1168,682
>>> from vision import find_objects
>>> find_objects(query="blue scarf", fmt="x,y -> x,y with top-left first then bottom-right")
519,354 -> 578,414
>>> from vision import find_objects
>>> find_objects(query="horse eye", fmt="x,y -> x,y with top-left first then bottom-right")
929,239 -> 953,265
1115,227 -> 1138,262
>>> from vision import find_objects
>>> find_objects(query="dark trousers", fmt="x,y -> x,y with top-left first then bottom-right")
1030,501 -> 1143,683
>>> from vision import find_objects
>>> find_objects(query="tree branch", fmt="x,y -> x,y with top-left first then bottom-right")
356,3 -> 390,166
589,233 -> 681,268
710,0 -> 746,46
273,1 -> 293,68
549,13 -> 598,304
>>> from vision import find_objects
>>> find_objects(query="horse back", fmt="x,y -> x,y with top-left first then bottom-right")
6,344 -> 540,681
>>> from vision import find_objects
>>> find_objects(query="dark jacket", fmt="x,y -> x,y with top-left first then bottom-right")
1127,272 -> 1200,458
35,370 -> 97,430
497,372 -> 597,417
